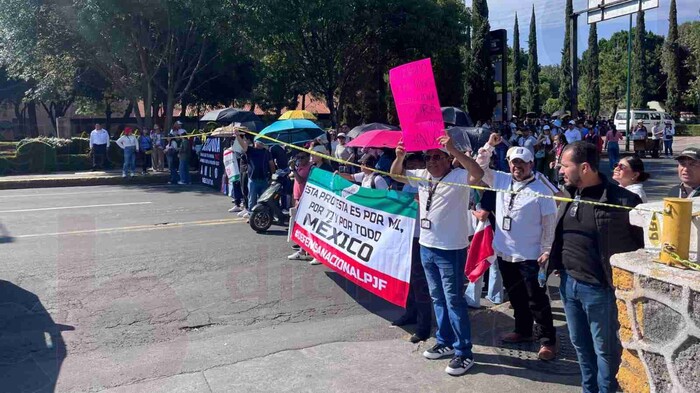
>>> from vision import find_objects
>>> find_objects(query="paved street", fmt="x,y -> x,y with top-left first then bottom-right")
0,156 -> 683,392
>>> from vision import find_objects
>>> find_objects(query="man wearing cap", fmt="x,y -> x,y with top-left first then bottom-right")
478,133 -> 559,360
170,120 -> 186,136
234,131 -> 276,217
333,133 -> 354,173
564,121 -> 582,144
668,148 -> 700,198
390,134 -> 484,376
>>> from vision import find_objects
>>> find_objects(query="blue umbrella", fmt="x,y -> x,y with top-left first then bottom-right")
255,120 -> 324,145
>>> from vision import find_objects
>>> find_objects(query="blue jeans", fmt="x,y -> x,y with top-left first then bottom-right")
179,157 -> 190,184
464,262 -> 504,307
663,139 -> 673,156
123,146 -> 136,175
167,154 -> 179,184
420,245 -> 473,358
607,142 -> 619,171
560,272 -> 621,393
248,178 -> 269,209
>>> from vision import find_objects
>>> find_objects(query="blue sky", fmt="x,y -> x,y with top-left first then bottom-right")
487,0 -> 699,65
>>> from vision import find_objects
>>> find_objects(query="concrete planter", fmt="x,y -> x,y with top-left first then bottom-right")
612,250 -> 700,393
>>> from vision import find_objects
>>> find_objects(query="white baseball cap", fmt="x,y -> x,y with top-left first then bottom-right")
506,146 -> 534,163
336,133 -> 347,138
568,120 -> 576,125
543,125 -> 551,131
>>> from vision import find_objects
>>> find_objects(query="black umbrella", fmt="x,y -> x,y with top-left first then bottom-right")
200,108 -> 262,124
442,107 -> 474,127
447,126 -> 494,152
346,123 -> 400,139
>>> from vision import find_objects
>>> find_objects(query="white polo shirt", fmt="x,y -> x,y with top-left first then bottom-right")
407,168 -> 472,250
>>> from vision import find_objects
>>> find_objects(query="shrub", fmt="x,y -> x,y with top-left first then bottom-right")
0,156 -> 13,176
70,138 -> 90,154
675,124 -> 700,136
15,140 -> 57,173
56,154 -> 92,172
18,137 -> 73,155
108,141 -> 124,165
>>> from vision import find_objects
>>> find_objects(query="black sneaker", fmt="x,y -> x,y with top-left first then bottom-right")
445,355 -> 475,376
390,314 -> 416,327
409,333 -> 428,344
423,343 -> 455,360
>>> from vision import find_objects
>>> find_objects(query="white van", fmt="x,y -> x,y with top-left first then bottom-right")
614,110 -> 675,135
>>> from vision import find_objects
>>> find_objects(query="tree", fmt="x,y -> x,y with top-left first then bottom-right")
678,22 -> 700,113
512,13 -> 523,118
631,11 -> 648,108
586,23 -> 601,119
558,0 -> 573,111
465,0 -> 495,121
664,0 -> 681,117
526,6 -> 540,114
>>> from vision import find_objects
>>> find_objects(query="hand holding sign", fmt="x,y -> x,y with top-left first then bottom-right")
390,59 -> 444,152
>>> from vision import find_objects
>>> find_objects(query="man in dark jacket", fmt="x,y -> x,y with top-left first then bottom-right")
552,141 -> 644,393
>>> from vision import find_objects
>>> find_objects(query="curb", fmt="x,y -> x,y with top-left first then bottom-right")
0,173 -> 202,190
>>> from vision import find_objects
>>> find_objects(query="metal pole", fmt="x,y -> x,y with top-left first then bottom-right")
570,14 -> 579,118
625,13 -> 632,152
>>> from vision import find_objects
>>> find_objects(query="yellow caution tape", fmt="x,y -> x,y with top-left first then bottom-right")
237,129 -> 665,215
648,212 -> 661,247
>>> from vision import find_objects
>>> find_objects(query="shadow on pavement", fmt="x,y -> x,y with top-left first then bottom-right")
325,272 -> 405,322
0,280 -> 74,393
0,222 -> 14,243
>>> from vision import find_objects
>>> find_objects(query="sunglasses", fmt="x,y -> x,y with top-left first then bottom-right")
424,154 -> 445,162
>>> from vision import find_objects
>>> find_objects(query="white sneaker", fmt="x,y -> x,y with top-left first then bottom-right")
242,212 -> 250,219
237,210 -> 248,217
230,205 -> 243,213
309,259 -> 321,265
282,209 -> 290,215
122,173 -> 127,178
177,181 -> 186,185
130,173 -> 135,177
288,251 -> 312,261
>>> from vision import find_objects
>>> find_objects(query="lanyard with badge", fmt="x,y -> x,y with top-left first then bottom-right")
502,176 -> 537,231
421,170 -> 452,230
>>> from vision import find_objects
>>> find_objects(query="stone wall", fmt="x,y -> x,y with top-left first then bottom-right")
611,249 -> 700,393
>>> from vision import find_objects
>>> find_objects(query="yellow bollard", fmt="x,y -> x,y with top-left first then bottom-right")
659,198 -> 693,267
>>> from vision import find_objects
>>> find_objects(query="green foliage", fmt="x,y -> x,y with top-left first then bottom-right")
664,0 -> 681,117
70,138 -> 91,154
512,13 -> 523,118
675,124 -> 700,136
56,154 -> 92,172
585,24 -> 600,119
558,0 -> 573,111
0,156 -> 13,176
631,11 -> 648,108
526,6 -> 540,114
108,142 -> 124,165
18,137 -> 73,155
466,0 -> 495,121
678,21 -> 700,113
542,98 -> 562,115
14,140 -> 57,173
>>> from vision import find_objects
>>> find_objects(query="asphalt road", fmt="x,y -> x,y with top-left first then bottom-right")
1,185 -> 413,392
0,157 -> 683,392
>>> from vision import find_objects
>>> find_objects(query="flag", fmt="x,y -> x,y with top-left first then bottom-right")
465,220 -> 496,283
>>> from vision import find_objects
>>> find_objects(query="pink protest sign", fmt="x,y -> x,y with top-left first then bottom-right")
389,58 -> 444,152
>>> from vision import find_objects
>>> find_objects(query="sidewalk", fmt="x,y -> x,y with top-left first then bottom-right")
0,170 -> 200,190
58,289 -> 582,393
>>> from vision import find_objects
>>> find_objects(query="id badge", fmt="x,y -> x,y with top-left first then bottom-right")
421,219 -> 432,230
502,217 -> 512,231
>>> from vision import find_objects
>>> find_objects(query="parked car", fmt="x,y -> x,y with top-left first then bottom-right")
679,112 -> 698,124
614,109 -> 675,136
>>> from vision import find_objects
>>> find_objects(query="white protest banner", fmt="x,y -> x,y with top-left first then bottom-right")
223,149 -> 240,182
292,168 -> 417,307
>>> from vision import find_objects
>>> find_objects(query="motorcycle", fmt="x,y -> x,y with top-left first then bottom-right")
249,169 -> 291,233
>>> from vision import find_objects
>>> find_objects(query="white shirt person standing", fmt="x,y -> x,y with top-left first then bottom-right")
477,133 -> 558,361
89,123 -> 110,170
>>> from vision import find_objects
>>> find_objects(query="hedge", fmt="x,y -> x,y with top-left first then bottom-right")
14,140 -> 57,173
56,154 -> 92,172
675,124 -> 700,136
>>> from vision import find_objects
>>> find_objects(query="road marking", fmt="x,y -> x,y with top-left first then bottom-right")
14,218 -> 245,238
0,190 -> 133,198
0,202 -> 153,214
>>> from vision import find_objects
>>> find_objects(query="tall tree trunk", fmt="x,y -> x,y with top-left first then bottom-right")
325,89 -> 337,129
104,99 -> 112,132
27,100 -> 38,137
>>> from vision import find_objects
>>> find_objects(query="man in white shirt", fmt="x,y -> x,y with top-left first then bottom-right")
89,123 -> 110,170
478,133 -> 558,361
390,133 -> 484,376
564,120 -> 582,144
517,127 -> 537,158
651,121 -> 663,158
170,121 -> 186,136
336,155 -> 388,189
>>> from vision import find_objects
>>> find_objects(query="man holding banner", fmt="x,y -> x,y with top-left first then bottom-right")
390,133 -> 483,376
